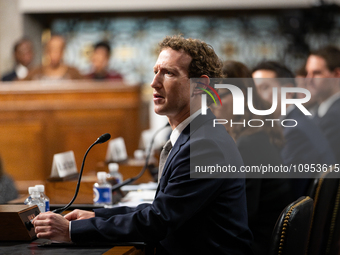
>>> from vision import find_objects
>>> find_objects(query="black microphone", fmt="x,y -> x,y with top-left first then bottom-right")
96,133 -> 111,144
111,123 -> 170,192
53,133 -> 111,214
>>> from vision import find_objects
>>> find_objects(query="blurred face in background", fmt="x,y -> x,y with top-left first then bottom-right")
252,69 -> 277,102
91,47 -> 110,73
252,69 -> 282,117
295,74 -> 318,109
45,36 -> 65,68
211,89 -> 233,132
305,55 -> 340,103
15,40 -> 34,67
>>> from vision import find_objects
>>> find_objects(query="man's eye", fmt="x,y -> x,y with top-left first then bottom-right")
167,71 -> 172,75
154,70 -> 158,75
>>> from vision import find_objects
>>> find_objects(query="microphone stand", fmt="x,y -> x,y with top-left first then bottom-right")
111,123 -> 170,192
53,133 -> 111,214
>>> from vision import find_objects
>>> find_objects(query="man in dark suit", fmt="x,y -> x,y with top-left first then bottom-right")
252,61 -> 336,198
1,38 -> 34,81
33,35 -> 253,255
305,46 -> 340,163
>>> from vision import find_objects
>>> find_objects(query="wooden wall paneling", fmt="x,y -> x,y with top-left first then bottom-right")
0,81 -> 146,195
0,121 -> 45,180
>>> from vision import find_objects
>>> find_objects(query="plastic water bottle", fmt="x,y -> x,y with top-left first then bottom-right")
106,163 -> 124,204
35,185 -> 50,212
28,187 -> 45,212
106,163 -> 123,186
93,172 -> 112,206
24,187 -> 35,205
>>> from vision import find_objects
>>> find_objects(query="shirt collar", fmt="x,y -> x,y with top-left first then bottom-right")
169,109 -> 201,147
15,64 -> 28,79
318,91 -> 340,118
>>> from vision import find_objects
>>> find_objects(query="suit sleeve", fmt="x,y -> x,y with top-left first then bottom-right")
94,203 -> 150,218
70,138 -> 234,243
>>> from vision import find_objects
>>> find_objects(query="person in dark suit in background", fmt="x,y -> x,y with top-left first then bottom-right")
212,60 -> 291,255
1,38 -> 34,81
33,35 -> 253,255
305,46 -> 340,164
85,41 -> 123,80
252,61 -> 336,198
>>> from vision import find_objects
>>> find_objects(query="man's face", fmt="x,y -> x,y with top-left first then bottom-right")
151,48 -> 192,124
305,55 -> 337,102
252,70 -> 279,103
15,41 -> 33,67
91,47 -> 109,73
210,88 -> 233,132
46,37 -> 65,68
252,69 -> 282,116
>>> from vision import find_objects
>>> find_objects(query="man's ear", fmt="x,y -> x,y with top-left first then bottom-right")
193,75 -> 210,95
333,67 -> 340,78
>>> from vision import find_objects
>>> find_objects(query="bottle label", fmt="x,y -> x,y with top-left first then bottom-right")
93,187 -> 112,204
45,201 -> 50,211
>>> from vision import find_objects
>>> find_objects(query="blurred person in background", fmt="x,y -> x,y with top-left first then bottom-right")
86,41 -> 123,80
1,38 -> 34,81
252,61 -> 336,198
211,60 -> 291,255
305,46 -> 340,163
0,156 -> 18,203
295,64 -> 318,116
24,35 -> 82,81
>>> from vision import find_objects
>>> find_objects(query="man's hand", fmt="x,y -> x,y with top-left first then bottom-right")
32,212 -> 71,242
64,209 -> 95,221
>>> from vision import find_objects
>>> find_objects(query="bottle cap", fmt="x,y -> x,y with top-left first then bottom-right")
97,171 -> 107,181
134,150 -> 145,160
108,163 -> 119,173
28,187 -> 35,195
35,185 -> 45,192
31,187 -> 40,198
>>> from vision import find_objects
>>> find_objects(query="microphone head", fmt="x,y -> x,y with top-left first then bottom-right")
96,133 -> 111,144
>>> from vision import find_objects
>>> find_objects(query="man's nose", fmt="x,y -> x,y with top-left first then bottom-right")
150,73 -> 162,89
305,71 -> 314,79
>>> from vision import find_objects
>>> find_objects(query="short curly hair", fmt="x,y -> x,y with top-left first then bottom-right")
159,35 -> 223,105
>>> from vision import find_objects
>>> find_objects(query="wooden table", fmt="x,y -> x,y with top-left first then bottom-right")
45,160 -> 155,204
0,239 -> 146,255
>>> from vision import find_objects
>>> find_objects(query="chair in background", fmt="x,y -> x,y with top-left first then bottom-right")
268,196 -> 313,255
306,166 -> 340,255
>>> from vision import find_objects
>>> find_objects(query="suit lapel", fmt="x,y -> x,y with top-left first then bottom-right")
155,110 -> 216,194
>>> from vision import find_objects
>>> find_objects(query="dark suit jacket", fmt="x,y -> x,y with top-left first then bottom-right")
1,70 -> 17,81
313,97 -> 340,164
281,106 -> 336,198
71,110 -> 253,255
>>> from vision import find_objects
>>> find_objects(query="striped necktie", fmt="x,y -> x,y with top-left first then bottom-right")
158,139 -> 172,183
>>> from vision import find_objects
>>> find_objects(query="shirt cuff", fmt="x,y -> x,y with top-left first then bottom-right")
69,221 -> 72,240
